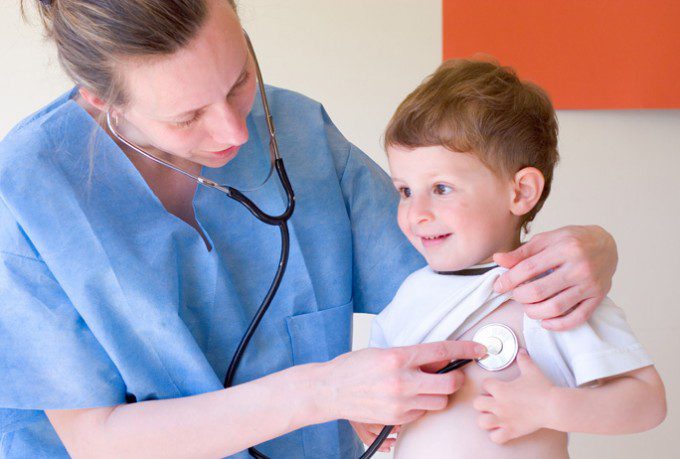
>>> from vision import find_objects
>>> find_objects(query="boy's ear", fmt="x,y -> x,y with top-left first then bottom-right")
509,167 -> 545,217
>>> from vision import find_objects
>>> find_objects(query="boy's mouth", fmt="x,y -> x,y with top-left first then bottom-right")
420,233 -> 452,247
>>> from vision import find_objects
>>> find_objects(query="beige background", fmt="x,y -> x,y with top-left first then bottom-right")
2,1 -> 677,457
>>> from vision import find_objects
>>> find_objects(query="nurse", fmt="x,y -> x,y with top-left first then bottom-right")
0,1 -> 618,458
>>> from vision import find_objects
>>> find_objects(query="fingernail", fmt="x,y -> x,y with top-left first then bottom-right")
493,279 -> 503,292
475,344 -> 488,357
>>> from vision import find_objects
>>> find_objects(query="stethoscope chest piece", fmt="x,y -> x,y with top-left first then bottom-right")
472,323 -> 518,371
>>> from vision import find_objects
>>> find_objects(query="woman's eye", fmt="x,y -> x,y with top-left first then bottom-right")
398,187 -> 412,198
434,184 -> 453,195
174,113 -> 200,128
228,71 -> 250,98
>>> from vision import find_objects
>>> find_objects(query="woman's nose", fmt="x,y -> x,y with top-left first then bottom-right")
205,100 -> 248,146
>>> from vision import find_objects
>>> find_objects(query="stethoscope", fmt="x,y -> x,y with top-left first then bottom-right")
362,264 -> 520,457
360,311 -> 519,458
107,31 -> 294,459
106,31 -> 519,459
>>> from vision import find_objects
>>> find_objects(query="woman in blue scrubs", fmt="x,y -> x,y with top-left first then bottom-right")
0,1 -> 619,457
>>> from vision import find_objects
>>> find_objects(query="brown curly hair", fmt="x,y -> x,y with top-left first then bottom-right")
385,58 -> 559,232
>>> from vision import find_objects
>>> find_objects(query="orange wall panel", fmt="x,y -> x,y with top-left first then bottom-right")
443,0 -> 680,109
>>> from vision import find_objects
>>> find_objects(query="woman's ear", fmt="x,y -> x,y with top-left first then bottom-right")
78,87 -> 109,112
510,167 -> 545,217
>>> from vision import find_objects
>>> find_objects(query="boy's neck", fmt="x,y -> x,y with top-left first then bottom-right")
433,235 -> 522,275
475,234 -> 522,266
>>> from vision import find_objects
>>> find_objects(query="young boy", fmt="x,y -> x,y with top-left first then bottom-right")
352,59 -> 666,457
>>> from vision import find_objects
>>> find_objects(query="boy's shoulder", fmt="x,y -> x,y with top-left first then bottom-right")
523,296 -> 653,387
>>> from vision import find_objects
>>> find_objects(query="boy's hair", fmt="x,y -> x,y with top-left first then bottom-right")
384,58 -> 559,232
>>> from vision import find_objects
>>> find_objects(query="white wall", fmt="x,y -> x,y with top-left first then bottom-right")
2,1 -> 677,458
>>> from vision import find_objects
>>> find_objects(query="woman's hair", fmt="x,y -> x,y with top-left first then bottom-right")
22,0 -> 237,107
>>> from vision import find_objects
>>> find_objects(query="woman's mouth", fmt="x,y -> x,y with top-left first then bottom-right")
208,145 -> 240,159
420,233 -> 452,248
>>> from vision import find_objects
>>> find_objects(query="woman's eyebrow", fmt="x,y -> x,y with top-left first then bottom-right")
167,58 -> 249,119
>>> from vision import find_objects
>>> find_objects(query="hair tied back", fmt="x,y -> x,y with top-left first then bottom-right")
40,0 -> 53,6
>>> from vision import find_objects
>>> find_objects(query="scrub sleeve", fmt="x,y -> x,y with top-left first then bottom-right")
320,107 -> 423,314
0,204 -> 127,458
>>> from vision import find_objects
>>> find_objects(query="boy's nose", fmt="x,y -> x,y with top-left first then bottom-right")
409,195 -> 435,224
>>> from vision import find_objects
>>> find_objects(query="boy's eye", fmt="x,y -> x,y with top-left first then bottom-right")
398,187 -> 412,198
434,184 -> 453,195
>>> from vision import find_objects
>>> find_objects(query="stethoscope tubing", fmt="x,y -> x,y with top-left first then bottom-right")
222,162 -> 294,392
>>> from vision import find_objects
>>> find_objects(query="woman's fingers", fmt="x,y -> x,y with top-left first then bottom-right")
353,423 -> 394,449
333,341 -> 483,425
419,359 -> 452,373
492,225 -> 618,328
414,369 -> 465,395
494,239 -> 555,294
511,269 -> 565,305
540,296 -> 602,331
523,286 -> 583,320
494,225 -> 617,298
493,232 -> 552,273
365,423 -> 389,436
405,340 -> 486,367
377,437 -> 396,452
365,425 -> 400,452
411,394 -> 451,411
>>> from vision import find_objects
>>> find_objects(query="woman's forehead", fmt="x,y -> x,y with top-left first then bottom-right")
122,0 -> 247,118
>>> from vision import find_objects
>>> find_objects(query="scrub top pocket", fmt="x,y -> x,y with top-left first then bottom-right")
285,300 -> 363,459
286,299 -> 354,365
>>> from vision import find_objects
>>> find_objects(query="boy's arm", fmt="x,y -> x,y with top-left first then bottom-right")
545,364 -> 666,434
473,350 -> 666,444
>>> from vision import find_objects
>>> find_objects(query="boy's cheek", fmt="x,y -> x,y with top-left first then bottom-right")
396,213 -> 424,252
396,208 -> 410,237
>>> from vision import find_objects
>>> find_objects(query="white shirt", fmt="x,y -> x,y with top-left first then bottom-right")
370,265 -> 653,387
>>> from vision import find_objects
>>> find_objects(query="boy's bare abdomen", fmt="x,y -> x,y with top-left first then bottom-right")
394,300 -> 568,459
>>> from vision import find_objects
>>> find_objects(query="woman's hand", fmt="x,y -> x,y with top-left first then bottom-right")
349,422 -> 401,453
321,340 -> 486,426
493,225 -> 617,331
473,350 -> 555,444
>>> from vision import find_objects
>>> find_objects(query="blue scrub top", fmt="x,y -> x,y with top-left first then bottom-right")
0,86 -> 424,458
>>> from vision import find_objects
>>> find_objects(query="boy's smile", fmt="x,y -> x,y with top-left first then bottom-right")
388,145 -> 522,272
